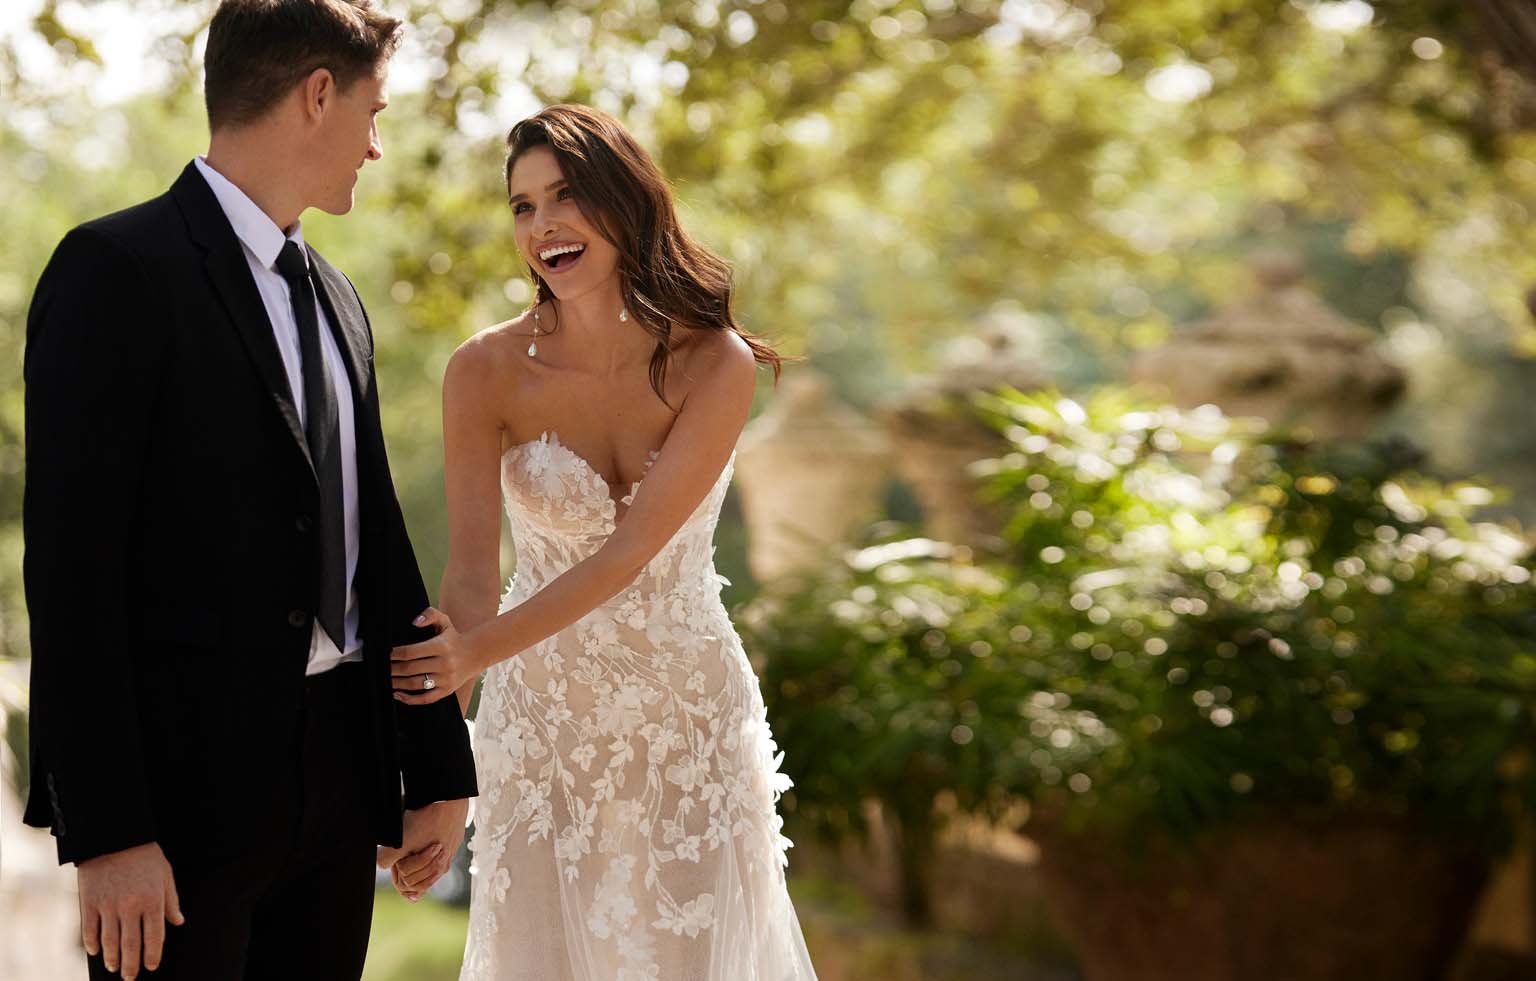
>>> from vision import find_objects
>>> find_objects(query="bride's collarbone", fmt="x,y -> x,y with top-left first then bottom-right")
492,341 -> 696,482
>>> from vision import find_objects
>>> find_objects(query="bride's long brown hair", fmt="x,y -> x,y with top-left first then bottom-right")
504,104 -> 782,404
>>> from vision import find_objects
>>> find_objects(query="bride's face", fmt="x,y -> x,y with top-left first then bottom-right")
508,145 -> 621,301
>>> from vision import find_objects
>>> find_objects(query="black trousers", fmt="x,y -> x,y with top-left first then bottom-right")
88,662 -> 378,981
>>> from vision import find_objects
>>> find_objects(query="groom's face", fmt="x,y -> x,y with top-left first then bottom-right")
310,63 -> 389,216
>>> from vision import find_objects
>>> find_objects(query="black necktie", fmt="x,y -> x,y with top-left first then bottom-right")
274,241 -> 347,651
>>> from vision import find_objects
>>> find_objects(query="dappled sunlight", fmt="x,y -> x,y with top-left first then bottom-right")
6,1 -> 1536,977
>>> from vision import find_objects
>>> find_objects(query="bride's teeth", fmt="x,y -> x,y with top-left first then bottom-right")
539,244 -> 585,263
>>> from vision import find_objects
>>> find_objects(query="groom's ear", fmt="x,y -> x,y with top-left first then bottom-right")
299,67 -> 339,125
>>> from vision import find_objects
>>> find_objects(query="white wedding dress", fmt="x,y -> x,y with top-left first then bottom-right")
459,431 -> 817,980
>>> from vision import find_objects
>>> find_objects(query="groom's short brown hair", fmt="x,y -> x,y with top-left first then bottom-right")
204,0 -> 403,132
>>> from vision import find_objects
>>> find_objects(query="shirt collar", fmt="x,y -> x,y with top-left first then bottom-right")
192,156 -> 307,271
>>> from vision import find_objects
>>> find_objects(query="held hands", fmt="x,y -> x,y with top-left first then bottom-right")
376,798 -> 469,902
77,842 -> 185,980
385,608 -> 475,896
391,607 -> 478,705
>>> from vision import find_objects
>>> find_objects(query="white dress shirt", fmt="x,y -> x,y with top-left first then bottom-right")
194,156 -> 363,676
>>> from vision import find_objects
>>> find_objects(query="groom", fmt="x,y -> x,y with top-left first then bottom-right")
22,2 -> 475,978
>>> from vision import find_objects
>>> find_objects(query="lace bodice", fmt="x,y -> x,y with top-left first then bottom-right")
461,430 -> 816,980
498,430 -> 733,610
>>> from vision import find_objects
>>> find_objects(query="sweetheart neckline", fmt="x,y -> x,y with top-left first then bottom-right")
502,430 -> 660,520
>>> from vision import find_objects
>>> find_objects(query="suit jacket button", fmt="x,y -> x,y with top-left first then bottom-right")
295,515 -> 313,533
288,610 -> 309,628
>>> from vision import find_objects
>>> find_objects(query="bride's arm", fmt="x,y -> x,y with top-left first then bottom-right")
392,331 -> 758,704
437,337 -> 507,713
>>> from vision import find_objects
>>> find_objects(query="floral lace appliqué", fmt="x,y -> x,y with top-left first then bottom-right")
459,433 -> 816,980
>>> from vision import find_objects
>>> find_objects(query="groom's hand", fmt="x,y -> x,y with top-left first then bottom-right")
376,797 -> 469,901
77,842 -> 185,980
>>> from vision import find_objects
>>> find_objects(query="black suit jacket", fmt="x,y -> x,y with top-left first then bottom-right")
22,162 -> 476,865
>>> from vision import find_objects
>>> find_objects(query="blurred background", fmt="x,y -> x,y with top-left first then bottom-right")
4,1 -> 1536,979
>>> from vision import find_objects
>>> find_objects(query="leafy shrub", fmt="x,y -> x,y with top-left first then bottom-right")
743,388 -> 1536,918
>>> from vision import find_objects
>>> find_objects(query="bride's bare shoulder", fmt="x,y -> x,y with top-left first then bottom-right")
453,313 -> 535,368
446,312 -> 536,397
674,327 -> 758,395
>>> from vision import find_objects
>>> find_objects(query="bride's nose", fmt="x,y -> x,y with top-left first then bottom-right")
533,207 -> 559,239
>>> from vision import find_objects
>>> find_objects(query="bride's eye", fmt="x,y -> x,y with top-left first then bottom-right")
558,187 -> 574,201
512,201 -> 531,215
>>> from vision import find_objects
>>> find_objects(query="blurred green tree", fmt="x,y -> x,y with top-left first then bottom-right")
7,0 -> 1536,659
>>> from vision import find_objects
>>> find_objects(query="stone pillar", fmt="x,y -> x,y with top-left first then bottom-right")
735,371 -> 892,582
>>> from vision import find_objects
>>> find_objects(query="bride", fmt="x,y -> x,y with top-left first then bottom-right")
387,104 -> 818,980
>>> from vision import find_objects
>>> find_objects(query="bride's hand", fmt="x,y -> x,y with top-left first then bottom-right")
391,607 -> 479,704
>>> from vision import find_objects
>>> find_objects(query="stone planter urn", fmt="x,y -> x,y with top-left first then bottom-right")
735,371 -> 892,582
879,316 -> 1047,549
1029,808 -> 1491,981
1130,252 -> 1406,440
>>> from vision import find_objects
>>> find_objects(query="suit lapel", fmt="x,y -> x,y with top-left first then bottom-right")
170,163 -> 314,477
307,248 -> 386,634
309,248 -> 387,539
307,247 -> 373,409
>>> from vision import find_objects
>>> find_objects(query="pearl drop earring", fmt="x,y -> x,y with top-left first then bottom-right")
528,304 -> 540,357
619,307 -> 628,323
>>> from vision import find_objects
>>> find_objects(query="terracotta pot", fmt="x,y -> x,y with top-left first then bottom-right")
1029,810 -> 1492,981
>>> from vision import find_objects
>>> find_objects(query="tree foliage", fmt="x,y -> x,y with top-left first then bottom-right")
7,0 -> 1536,658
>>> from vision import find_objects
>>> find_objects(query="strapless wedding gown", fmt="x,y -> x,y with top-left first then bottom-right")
459,431 -> 817,980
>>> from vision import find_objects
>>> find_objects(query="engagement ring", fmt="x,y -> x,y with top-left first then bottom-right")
423,675 -> 436,690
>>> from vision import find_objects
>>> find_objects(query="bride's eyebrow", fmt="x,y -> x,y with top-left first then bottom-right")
508,179 -> 569,205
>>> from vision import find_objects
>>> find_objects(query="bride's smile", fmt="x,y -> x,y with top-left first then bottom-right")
535,240 -> 587,274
